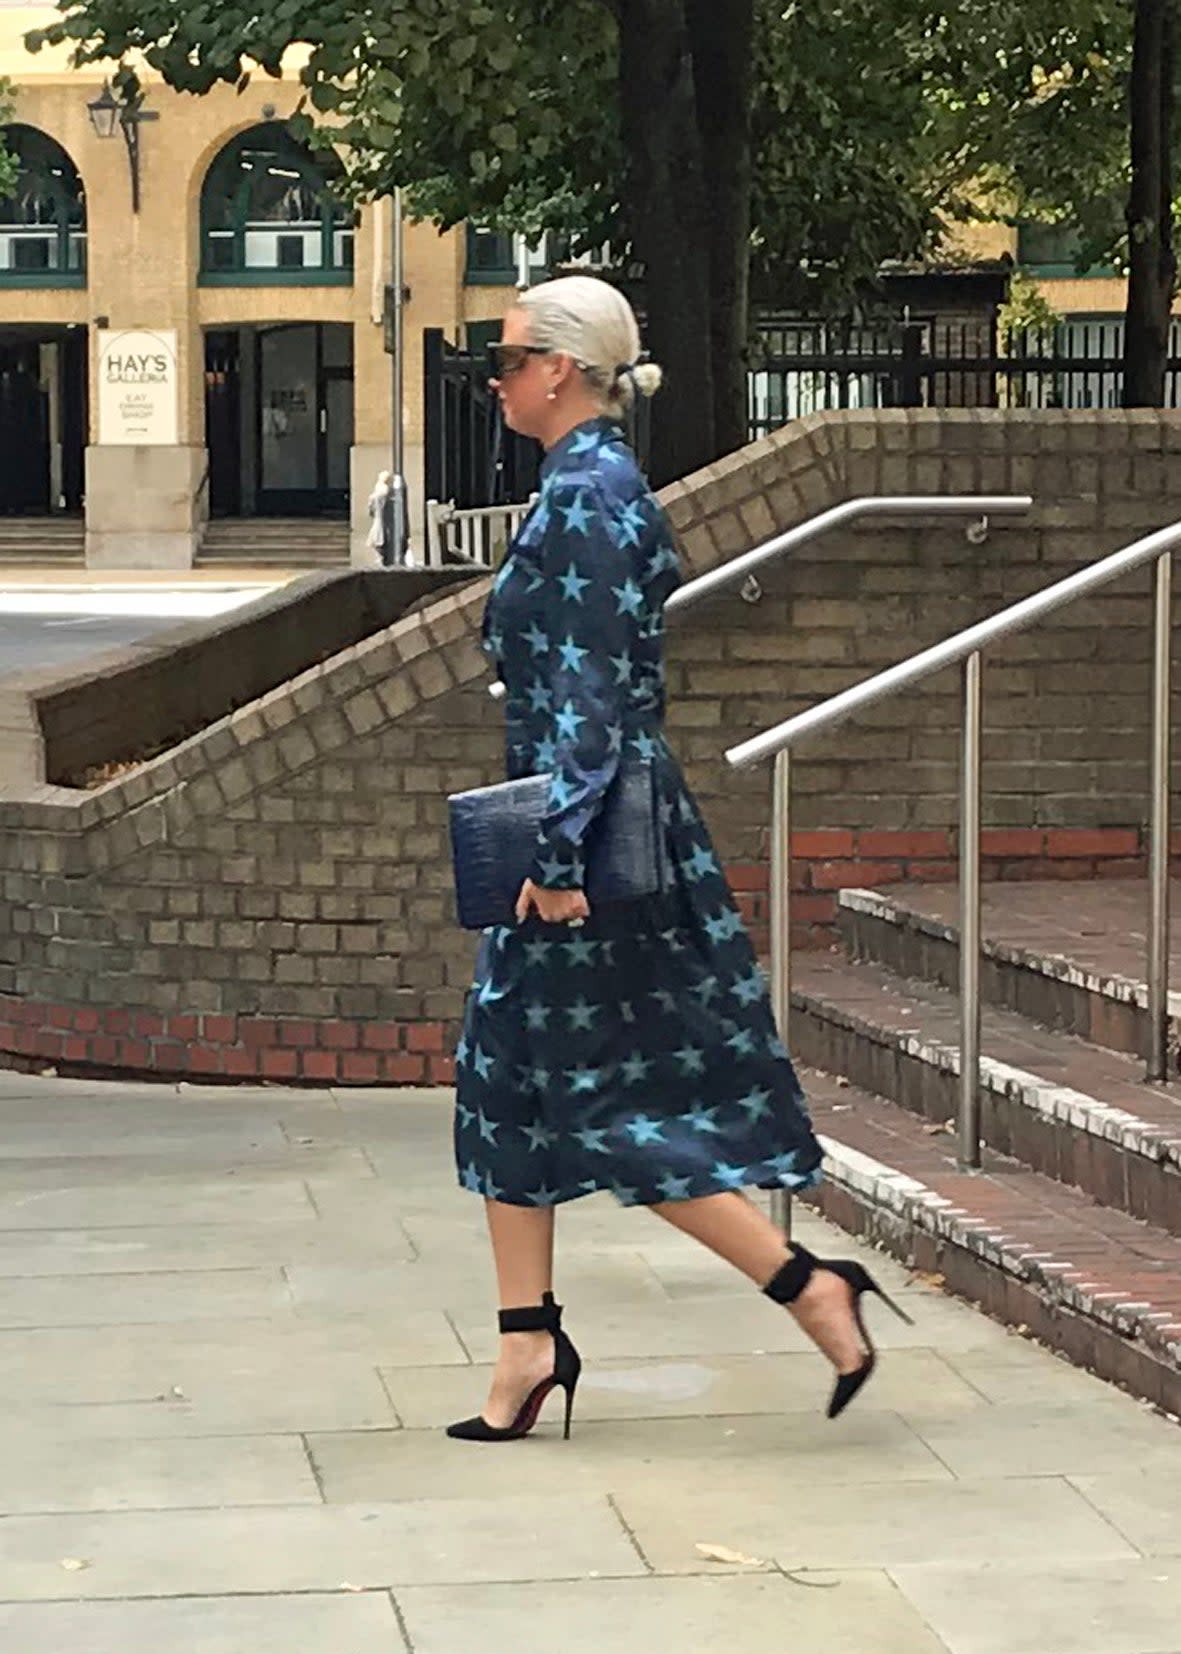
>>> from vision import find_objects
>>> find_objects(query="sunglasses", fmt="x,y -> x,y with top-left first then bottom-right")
487,342 -> 551,379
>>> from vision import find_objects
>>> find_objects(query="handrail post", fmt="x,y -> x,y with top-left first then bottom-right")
769,747 -> 793,1239
1148,549 -> 1173,1082
959,651 -> 983,1170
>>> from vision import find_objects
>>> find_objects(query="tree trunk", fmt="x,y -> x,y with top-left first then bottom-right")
617,0 -> 716,484
686,0 -> 754,459
1124,0 -> 1177,406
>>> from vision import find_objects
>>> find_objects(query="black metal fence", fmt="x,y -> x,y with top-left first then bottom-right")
427,317 -> 1181,507
749,317 -> 1181,439
424,327 -> 654,509
423,329 -> 543,509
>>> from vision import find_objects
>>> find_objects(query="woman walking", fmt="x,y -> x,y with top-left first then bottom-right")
450,275 -> 907,1443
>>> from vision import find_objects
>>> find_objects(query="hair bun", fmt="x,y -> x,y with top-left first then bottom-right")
631,362 -> 664,398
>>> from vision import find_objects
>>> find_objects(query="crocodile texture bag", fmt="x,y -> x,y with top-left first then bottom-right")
448,762 -> 666,931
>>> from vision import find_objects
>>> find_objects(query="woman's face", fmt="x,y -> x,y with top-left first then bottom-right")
491,307 -> 557,440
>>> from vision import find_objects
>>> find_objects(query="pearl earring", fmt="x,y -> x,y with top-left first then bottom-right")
547,390 -> 557,401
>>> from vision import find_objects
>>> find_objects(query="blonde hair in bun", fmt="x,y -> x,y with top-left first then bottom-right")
517,274 -> 663,419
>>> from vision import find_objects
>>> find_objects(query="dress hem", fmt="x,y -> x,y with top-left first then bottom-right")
457,1165 -> 824,1210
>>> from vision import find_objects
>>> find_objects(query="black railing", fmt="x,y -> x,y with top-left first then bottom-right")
424,327 -> 654,509
749,317 -> 1181,438
423,329 -> 543,509
427,316 -> 1181,507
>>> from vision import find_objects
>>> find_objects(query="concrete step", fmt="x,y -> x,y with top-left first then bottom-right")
791,951 -> 1181,1236
803,1067 -> 1181,1417
198,520 -> 349,567
836,883 -> 1181,1066
0,520 -> 85,565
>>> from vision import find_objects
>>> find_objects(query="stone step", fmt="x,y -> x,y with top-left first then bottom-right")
197,520 -> 350,567
791,951 -> 1181,1236
802,1067 -> 1181,1417
836,882 -> 1181,1065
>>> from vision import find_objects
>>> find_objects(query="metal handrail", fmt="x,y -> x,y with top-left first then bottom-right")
727,517 -> 1181,1173
488,493 -> 1031,701
665,494 -> 1032,615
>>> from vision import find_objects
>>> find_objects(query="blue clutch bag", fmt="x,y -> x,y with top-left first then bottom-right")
448,763 -> 666,931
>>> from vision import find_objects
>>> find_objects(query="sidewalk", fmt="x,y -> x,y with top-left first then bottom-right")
0,1068 -> 1177,1653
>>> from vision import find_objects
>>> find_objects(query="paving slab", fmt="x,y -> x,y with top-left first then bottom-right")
0,1432 -> 319,1514
0,1312 -> 465,1404
611,1476 -> 1137,1573
907,1403 -> 1181,1480
0,1497 -> 646,1600
380,1348 -> 984,1429
396,1573 -> 949,1654
0,1218 -> 416,1277
891,1558 -> 1181,1654
0,1593 -> 405,1654
0,1176 -> 317,1229
1,1071 -> 1179,1652
0,1266 -> 290,1327
307,1411 -> 949,1504
1069,1473 -> 1181,1557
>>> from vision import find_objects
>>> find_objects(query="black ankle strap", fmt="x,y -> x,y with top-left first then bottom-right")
499,1290 -> 561,1334
762,1245 -> 817,1305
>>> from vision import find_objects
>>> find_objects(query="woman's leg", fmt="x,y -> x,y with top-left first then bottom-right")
648,1191 -> 866,1374
479,1199 -> 559,1428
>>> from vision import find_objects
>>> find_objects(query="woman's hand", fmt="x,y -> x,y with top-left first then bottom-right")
515,879 -> 591,926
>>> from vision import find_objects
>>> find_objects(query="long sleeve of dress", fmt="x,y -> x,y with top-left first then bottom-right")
527,480 -> 643,891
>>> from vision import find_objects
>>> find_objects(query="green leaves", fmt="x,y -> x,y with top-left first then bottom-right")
0,79 -> 16,202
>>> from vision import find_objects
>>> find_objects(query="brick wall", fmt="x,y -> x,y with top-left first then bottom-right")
4,408 -> 1181,1081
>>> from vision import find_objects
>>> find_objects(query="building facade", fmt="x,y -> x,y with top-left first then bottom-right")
0,6 -> 518,566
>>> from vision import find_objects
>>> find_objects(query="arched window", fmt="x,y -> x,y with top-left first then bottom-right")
200,122 -> 355,285
0,125 -> 86,287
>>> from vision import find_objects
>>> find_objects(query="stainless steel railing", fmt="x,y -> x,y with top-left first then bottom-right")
489,494 -> 1032,701
728,520 -> 1181,1186
665,494 -> 1032,615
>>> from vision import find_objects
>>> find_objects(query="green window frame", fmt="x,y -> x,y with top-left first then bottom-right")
465,225 -> 551,286
199,122 -> 355,288
0,124 -> 87,289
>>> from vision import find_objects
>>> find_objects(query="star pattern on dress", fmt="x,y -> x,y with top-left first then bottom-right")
557,563 -> 592,603
561,491 -> 594,535
526,681 -> 553,713
554,700 -> 587,741
705,908 -> 745,943
624,1114 -> 666,1145
558,635 -> 589,673
452,415 -> 821,1214
566,997 -> 600,1031
561,935 -> 597,967
737,1086 -> 772,1123
620,1052 -> 652,1085
674,1043 -> 706,1076
682,844 -> 720,882
575,1127 -> 610,1154
612,578 -> 645,616
729,969 -> 766,1006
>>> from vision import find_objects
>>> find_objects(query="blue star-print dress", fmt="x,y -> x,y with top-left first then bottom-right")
454,416 -> 823,1208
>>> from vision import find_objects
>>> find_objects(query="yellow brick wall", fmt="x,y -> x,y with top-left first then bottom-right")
0,13 -> 492,456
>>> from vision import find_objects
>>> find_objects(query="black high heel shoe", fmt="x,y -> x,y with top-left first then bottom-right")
763,1242 -> 914,1419
447,1290 -> 582,1443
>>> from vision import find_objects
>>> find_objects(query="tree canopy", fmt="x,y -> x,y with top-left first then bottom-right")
24,2 -> 1175,457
